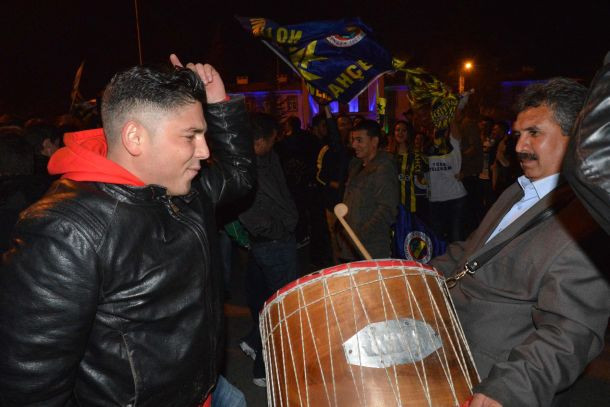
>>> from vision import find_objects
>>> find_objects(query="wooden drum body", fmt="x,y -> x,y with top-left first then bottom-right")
260,260 -> 479,407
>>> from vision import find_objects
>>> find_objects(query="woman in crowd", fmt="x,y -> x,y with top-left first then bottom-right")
388,120 -> 429,223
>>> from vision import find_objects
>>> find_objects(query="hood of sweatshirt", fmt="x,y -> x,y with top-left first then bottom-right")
48,128 -> 145,186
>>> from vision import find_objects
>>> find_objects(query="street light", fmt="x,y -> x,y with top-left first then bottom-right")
459,60 -> 474,93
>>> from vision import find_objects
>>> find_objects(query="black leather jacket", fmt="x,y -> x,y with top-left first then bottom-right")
563,55 -> 610,234
0,97 -> 254,406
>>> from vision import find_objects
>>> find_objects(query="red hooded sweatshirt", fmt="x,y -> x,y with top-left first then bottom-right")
48,128 -> 145,186
47,128 -> 213,407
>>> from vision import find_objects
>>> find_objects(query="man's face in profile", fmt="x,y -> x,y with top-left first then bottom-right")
513,104 -> 568,181
141,102 -> 209,195
351,129 -> 378,164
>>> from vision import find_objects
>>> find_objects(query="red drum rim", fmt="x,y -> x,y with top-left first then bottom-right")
264,259 -> 441,308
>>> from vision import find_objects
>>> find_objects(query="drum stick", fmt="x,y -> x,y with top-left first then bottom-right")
334,203 -> 373,260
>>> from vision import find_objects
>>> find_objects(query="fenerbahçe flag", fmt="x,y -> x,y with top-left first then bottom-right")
393,205 -> 446,264
237,16 -> 400,104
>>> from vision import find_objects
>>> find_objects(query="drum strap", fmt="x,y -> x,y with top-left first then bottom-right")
446,192 -> 574,288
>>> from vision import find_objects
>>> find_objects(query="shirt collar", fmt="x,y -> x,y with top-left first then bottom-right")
517,173 -> 561,200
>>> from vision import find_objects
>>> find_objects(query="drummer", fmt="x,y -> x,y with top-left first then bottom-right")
431,78 -> 610,406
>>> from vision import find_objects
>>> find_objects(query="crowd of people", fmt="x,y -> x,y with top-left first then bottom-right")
232,94 -> 523,269
0,53 -> 608,407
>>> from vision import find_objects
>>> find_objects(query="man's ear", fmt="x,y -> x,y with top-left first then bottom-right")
121,121 -> 144,156
372,136 -> 380,149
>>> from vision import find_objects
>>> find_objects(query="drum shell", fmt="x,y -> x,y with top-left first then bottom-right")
260,260 -> 479,407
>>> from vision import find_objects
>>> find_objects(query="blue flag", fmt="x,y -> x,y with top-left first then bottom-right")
393,204 -> 446,263
237,16 -> 401,104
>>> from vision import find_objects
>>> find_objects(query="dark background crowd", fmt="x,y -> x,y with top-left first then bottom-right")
0,94 -> 517,259
0,94 -> 523,391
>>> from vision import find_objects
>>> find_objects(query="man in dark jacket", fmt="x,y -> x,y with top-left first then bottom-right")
338,120 -> 398,260
0,55 -> 254,406
275,115 -> 319,247
238,112 -> 298,387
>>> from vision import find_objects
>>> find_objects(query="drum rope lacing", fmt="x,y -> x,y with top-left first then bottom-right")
300,285 -> 334,406
324,272 -> 365,405
322,282 -> 339,406
261,263 -> 479,406
375,266 -> 404,406
348,266 -> 369,406
422,276 -> 465,406
441,283 -> 480,387
403,270 -> 440,405
347,267 -> 401,405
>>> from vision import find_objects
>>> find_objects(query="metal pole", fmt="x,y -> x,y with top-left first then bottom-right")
134,0 -> 143,65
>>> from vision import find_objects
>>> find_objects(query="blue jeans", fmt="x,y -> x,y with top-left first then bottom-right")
245,237 -> 297,377
212,375 -> 246,407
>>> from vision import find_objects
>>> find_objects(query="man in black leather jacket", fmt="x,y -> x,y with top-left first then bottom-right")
563,52 -> 610,235
0,55 -> 254,406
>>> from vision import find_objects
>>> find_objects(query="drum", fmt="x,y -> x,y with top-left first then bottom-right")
260,260 -> 479,407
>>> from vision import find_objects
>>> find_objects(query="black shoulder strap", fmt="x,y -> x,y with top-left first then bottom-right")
465,192 -> 575,273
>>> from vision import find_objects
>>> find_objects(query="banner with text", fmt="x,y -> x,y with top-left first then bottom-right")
237,16 -> 399,104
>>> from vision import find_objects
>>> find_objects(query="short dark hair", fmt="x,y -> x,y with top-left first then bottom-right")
336,113 -> 352,125
285,116 -> 301,132
101,65 -> 205,142
352,119 -> 382,139
515,77 -> 587,135
249,112 -> 278,140
311,113 -> 325,128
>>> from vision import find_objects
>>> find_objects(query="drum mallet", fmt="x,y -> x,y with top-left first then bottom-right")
334,203 -> 373,260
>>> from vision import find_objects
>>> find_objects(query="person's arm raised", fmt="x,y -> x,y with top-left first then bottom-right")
170,54 -> 227,103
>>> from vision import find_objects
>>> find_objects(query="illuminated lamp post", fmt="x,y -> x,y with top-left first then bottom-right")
459,60 -> 474,93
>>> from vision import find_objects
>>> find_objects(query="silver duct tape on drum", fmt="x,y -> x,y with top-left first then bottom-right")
342,319 -> 442,368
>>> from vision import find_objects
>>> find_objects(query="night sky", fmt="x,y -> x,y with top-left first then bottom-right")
2,0 -> 608,117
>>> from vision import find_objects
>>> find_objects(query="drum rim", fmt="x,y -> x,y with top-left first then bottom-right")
263,259 -> 440,308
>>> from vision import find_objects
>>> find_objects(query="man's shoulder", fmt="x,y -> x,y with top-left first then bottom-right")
24,179 -> 107,211
508,183 -> 605,254
18,179 -> 121,243
370,151 -> 397,172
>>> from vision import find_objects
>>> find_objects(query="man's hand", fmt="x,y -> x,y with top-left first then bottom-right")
170,54 -> 227,104
464,393 -> 502,407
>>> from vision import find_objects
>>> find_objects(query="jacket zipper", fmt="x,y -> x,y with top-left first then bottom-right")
165,198 -> 217,390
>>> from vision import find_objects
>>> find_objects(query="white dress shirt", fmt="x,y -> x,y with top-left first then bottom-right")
486,173 -> 561,243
